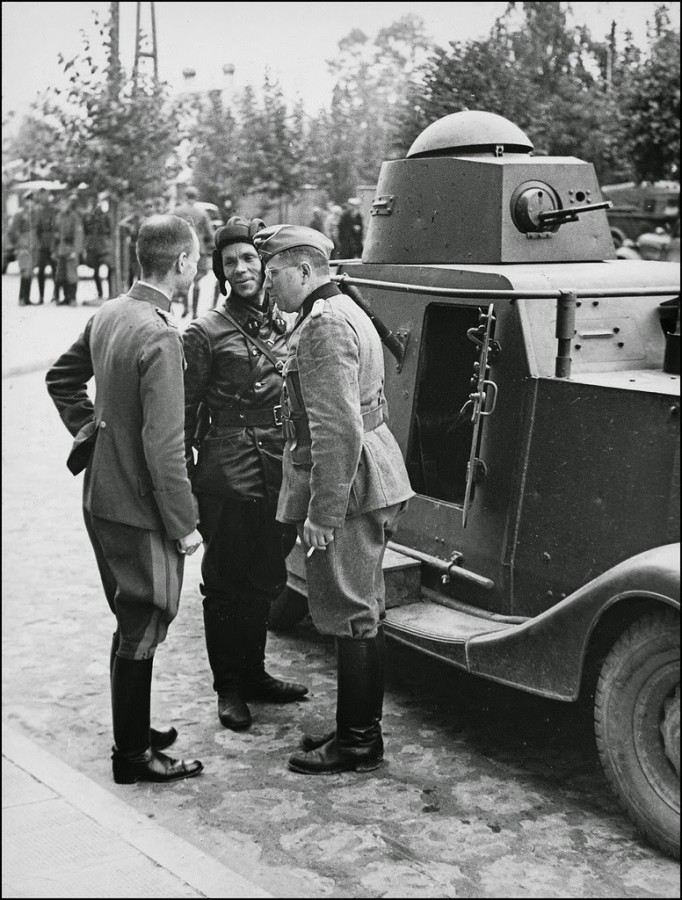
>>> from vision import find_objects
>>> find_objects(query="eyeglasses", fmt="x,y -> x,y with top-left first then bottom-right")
264,265 -> 295,278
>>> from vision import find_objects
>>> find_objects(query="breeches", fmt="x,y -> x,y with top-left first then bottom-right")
304,502 -> 406,639
56,255 -> 78,285
83,510 -> 184,659
197,494 -> 296,608
16,249 -> 34,278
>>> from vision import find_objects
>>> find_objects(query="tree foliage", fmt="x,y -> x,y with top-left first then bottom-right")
396,1 -> 679,186
35,9 -> 181,202
4,4 -> 678,214
619,5 -> 680,181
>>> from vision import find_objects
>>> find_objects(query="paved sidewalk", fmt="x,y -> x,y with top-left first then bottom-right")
3,268 -> 272,899
2,725 -> 271,899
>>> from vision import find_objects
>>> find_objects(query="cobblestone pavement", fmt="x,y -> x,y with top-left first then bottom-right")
2,270 -> 680,898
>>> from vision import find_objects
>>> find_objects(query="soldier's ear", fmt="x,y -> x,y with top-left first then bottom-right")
300,261 -> 312,280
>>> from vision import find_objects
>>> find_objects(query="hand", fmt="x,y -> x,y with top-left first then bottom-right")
303,518 -> 334,552
176,528 -> 202,556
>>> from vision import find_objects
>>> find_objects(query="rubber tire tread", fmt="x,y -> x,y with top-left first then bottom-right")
594,608 -> 680,859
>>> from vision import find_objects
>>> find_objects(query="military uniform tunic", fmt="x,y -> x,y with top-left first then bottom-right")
183,297 -> 295,623
277,282 -> 413,638
46,282 -> 196,658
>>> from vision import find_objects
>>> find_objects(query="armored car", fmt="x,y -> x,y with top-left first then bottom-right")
278,111 -> 680,858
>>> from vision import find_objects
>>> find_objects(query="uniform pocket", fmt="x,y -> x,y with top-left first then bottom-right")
137,473 -> 154,496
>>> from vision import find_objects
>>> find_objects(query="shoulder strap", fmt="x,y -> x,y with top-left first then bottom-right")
212,306 -> 284,371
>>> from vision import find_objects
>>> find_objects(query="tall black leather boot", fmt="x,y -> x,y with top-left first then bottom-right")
111,655 -> 202,784
240,594 -> 309,704
300,626 -> 385,753
18,278 -> 32,305
288,633 -> 384,774
203,603 -> 252,730
109,632 -> 177,751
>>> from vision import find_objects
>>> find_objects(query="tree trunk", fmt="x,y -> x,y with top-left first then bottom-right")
109,199 -> 121,297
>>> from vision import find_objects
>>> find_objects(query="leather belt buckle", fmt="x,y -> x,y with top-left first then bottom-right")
273,405 -> 283,426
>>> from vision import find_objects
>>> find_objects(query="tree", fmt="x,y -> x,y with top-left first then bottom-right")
34,8 -> 183,291
619,5 -> 680,181
181,90 -> 239,205
326,15 -> 433,200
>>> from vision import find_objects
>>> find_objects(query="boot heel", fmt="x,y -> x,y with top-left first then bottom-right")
355,757 -> 383,773
112,760 -> 139,784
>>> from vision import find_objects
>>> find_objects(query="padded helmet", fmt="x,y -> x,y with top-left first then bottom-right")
212,216 -> 266,296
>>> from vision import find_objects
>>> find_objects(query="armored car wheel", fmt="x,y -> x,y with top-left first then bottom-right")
594,609 -> 680,858
268,586 -> 309,632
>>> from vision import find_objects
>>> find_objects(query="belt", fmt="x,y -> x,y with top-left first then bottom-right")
213,405 -> 283,428
283,401 -> 386,443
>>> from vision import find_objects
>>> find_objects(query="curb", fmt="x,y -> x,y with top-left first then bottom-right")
2,726 -> 273,899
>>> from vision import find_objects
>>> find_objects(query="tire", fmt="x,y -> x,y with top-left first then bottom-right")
594,609 -> 680,858
268,586 -> 309,632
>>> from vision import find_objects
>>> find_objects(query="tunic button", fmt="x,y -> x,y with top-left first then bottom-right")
100,421 -> 106,429
252,349 -> 258,356
258,441 -> 263,447
255,382 -> 262,389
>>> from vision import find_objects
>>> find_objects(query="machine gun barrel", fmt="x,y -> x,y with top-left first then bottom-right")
538,200 -> 612,225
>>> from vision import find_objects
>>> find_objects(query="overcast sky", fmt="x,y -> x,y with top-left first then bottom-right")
2,1 -> 680,130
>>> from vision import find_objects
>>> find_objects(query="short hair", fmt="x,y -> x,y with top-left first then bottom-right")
274,246 -> 329,275
137,215 -> 197,279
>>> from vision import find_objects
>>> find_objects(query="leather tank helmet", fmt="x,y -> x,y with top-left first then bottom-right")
212,216 -> 286,335
212,216 -> 266,296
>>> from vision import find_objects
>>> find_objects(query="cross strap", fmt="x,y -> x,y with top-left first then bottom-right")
212,306 -> 284,371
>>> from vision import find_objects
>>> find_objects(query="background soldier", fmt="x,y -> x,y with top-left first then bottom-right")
8,190 -> 38,305
174,185 -> 215,319
183,216 -> 308,732
254,224 -> 413,775
46,214 -> 204,785
85,191 -> 112,300
53,192 -> 85,305
337,197 -> 364,259
35,189 -> 58,304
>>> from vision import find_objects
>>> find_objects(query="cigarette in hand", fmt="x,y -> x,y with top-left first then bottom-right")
306,546 -> 316,558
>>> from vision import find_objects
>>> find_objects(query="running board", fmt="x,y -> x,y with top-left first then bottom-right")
384,600 -> 514,668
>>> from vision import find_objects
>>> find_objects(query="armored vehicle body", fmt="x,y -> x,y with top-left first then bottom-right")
278,111 -> 680,858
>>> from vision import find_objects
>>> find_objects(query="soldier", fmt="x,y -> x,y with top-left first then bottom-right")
54,192 -> 85,305
8,190 -> 38,305
253,224 -> 413,774
85,191 -> 112,300
35,189 -> 58,305
183,216 -> 308,732
174,185 -> 215,319
337,197 -> 364,259
45,215 -> 204,785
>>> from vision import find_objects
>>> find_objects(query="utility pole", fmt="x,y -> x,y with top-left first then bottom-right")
108,0 -> 122,297
133,2 -> 159,87
606,20 -> 616,93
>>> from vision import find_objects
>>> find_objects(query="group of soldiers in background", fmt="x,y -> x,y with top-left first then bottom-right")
308,197 -> 365,260
9,189 -> 86,306
7,186 -> 364,311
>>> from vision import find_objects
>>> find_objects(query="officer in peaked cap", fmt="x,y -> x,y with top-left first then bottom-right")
46,214 -> 204,785
253,224 -> 413,776
183,216 -> 308,733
